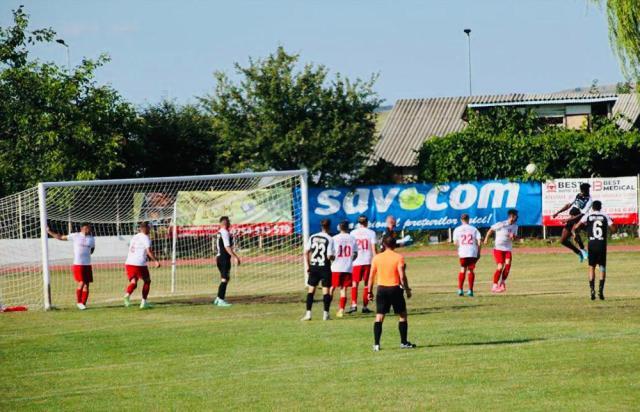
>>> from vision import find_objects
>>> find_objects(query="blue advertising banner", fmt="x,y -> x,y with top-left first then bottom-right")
303,180 -> 541,232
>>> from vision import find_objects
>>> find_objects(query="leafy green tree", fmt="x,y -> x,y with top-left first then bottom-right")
0,6 -> 135,196
201,47 -> 382,186
121,100 -> 221,178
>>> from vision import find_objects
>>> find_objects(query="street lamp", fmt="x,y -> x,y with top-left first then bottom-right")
55,39 -> 70,69
463,29 -> 472,96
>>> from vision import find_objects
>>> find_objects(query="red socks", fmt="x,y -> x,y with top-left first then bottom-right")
363,286 -> 369,306
76,288 -> 82,303
458,271 -> 465,289
351,286 -> 358,306
81,289 -> 89,305
126,282 -> 137,295
493,269 -> 502,284
468,270 -> 475,291
142,282 -> 150,299
502,264 -> 511,282
339,296 -> 346,310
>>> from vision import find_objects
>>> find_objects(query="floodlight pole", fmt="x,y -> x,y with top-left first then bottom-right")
464,29 -> 472,96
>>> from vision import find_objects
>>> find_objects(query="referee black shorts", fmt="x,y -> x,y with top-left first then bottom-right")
376,285 -> 407,315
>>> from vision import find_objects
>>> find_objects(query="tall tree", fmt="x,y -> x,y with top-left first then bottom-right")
201,47 -> 382,186
0,6 -> 135,196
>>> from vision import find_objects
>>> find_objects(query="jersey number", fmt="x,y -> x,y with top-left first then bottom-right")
337,245 -> 352,258
311,242 -> 327,265
460,234 -> 475,245
592,220 -> 604,240
356,239 -> 369,251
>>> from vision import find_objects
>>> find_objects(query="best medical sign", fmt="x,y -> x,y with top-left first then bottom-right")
307,180 -> 541,231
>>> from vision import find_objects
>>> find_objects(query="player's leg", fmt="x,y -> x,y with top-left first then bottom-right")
499,253 -> 512,292
492,250 -> 504,292
140,268 -> 152,309
301,284 -> 316,321
337,283 -> 347,318
588,265 -> 596,300
395,288 -> 415,348
560,226 -> 583,260
124,265 -> 138,307
466,260 -> 476,297
373,287 -> 390,351
457,263 -> 466,296
598,252 -> 606,300
81,266 -> 93,307
215,260 -> 232,307
72,266 -> 84,308
349,266 -> 360,313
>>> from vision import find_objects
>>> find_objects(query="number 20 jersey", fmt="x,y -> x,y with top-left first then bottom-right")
306,232 -> 335,271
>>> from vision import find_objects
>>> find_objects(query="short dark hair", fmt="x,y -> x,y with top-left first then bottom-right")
339,220 -> 350,232
80,222 -> 91,228
460,213 -> 470,222
508,209 -> 519,216
139,221 -> 150,229
320,219 -> 331,231
219,216 -> 230,223
358,215 -> 368,226
580,183 -> 591,192
592,200 -> 602,210
382,235 -> 396,249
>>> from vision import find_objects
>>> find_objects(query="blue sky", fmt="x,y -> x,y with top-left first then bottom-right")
3,0 -> 624,106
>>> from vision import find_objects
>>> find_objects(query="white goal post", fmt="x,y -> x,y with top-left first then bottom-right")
0,170 -> 310,310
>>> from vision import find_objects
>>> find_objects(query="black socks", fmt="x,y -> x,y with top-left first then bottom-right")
323,294 -> 332,312
217,281 -> 227,300
306,293 -> 314,310
374,321 -> 382,345
399,321 -> 408,344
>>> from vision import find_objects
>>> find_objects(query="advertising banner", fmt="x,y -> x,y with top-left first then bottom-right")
306,180 -> 541,232
542,177 -> 638,226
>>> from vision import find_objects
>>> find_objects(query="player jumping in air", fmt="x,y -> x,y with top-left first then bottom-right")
331,220 -> 358,318
452,214 -> 482,297
301,219 -> 335,321
484,209 -> 519,293
367,235 -> 415,351
47,223 -> 95,310
124,222 -> 160,309
573,201 -> 616,300
553,183 -> 591,262
214,216 -> 241,307
349,215 -> 377,314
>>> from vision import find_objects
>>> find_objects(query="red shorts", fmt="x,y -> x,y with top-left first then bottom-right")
332,272 -> 352,288
72,265 -> 93,283
125,265 -> 151,281
352,265 -> 371,283
459,257 -> 478,269
493,250 -> 513,264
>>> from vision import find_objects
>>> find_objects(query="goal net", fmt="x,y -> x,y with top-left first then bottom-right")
0,170 -> 309,310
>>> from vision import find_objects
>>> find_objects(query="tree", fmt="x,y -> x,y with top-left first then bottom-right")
120,100 -> 221,178
201,47 -> 382,187
0,6 -> 135,196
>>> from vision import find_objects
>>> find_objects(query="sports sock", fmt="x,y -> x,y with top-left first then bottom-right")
599,279 -> 605,293
142,281 -> 150,299
306,292 -> 314,311
323,294 -> 332,312
589,279 -> 595,291
468,270 -> 475,291
399,321 -> 408,344
126,282 -> 137,295
561,238 -> 582,256
81,289 -> 89,305
574,233 -> 585,250
501,263 -> 511,282
339,296 -> 346,310
458,270 -> 465,290
374,321 -> 383,345
351,285 -> 358,306
217,281 -> 227,300
76,288 -> 82,303
363,286 -> 369,306
493,269 -> 502,284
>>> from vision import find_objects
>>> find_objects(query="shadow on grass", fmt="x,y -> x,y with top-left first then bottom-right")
425,337 -> 546,348
98,293 -> 301,309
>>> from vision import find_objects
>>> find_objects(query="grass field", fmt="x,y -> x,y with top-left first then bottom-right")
1,251 -> 640,410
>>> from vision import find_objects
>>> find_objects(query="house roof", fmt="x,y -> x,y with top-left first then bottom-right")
373,92 -> 640,168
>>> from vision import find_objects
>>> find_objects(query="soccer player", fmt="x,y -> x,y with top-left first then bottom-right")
331,220 -> 357,318
367,235 -> 415,351
553,183 -> 592,262
124,222 -> 160,309
452,213 -> 481,297
47,223 -> 95,310
380,215 -> 412,251
301,219 -> 335,321
349,215 -> 377,313
484,209 -> 519,293
214,216 -> 241,307
573,201 -> 616,300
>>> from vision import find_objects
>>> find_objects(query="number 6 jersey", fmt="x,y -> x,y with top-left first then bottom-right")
306,232 -> 335,271
580,212 -> 613,249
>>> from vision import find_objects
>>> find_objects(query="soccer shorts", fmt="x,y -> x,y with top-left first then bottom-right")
72,265 -> 93,283
588,244 -> 606,267
375,285 -> 407,315
125,265 -> 150,282
307,268 -> 331,288
352,265 -> 371,283
493,250 -> 512,264
459,257 -> 478,269
217,258 -> 231,280
332,272 -> 352,288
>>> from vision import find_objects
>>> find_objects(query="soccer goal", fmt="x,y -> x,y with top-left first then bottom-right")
0,170 -> 310,310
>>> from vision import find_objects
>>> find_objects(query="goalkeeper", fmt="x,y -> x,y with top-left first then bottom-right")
380,215 -> 413,252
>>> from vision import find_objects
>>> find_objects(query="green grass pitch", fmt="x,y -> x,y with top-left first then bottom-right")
1,251 -> 640,410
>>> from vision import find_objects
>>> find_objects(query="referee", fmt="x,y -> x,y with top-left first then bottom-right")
367,235 -> 416,351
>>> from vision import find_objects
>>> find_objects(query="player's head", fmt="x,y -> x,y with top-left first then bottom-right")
507,209 -> 519,223
592,200 -> 602,211
580,183 -> 590,195
80,222 -> 91,234
320,218 -> 331,233
339,220 -> 350,233
358,215 -> 368,228
219,216 -> 230,229
386,215 -> 396,229
460,213 -> 470,223
139,221 -> 151,234
382,235 -> 397,250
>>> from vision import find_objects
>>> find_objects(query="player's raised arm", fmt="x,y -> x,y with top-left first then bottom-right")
46,227 -> 68,241
552,203 -> 571,218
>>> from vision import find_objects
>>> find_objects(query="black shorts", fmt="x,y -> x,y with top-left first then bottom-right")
217,258 -> 231,280
307,268 -> 331,287
565,214 -> 582,231
588,245 -> 607,267
376,286 -> 407,315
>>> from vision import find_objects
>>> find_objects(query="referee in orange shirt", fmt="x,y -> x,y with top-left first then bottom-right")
367,235 -> 416,351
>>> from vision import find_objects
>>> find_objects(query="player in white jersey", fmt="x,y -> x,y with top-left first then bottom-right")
452,214 -> 482,297
484,209 -> 519,293
124,222 -> 160,309
331,220 -> 358,318
47,223 -> 95,310
349,215 -> 377,313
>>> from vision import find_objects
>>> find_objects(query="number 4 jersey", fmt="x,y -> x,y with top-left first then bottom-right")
452,223 -> 481,258
306,232 -> 335,271
331,233 -> 358,273
580,212 -> 613,249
